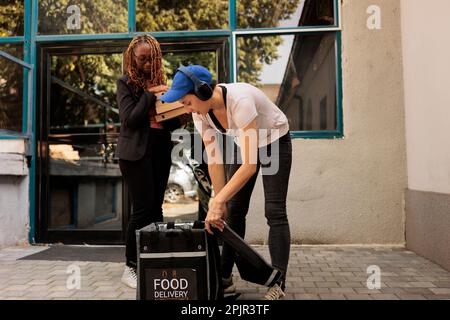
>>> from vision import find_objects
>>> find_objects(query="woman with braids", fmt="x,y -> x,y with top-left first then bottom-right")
116,35 -> 178,288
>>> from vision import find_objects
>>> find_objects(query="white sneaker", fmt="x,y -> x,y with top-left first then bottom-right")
121,266 -> 137,289
262,283 -> 285,300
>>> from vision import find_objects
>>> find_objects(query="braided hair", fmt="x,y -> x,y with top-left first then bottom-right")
123,35 -> 166,92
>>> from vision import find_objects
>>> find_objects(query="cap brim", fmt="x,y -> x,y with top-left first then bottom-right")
160,89 -> 188,103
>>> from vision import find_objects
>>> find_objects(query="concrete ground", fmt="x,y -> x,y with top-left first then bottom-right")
0,245 -> 450,300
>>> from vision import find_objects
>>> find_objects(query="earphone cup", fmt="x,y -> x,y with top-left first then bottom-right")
195,83 -> 213,101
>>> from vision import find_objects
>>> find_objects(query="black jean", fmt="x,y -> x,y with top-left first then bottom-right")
119,128 -> 173,268
221,132 -> 292,284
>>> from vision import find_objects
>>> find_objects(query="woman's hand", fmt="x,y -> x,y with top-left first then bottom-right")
147,84 -> 168,94
204,198 -> 227,234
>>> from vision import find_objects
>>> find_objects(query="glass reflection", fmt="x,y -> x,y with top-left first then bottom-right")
48,142 -> 122,229
237,33 -> 337,131
48,52 -> 123,230
50,53 -> 122,133
0,0 -> 24,36
237,0 -> 335,29
0,43 -> 23,133
38,0 -> 127,35
137,0 -> 228,31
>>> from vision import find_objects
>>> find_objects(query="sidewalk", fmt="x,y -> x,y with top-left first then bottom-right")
0,245 -> 450,300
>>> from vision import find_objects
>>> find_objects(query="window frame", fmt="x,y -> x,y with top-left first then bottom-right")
230,0 -> 343,139
0,0 -> 33,140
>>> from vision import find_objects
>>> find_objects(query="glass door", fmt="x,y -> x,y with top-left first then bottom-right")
36,37 -> 228,244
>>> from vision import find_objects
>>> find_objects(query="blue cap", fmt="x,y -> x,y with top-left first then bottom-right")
160,65 -> 213,103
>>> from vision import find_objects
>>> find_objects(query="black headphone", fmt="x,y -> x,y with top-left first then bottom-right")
177,65 -> 213,101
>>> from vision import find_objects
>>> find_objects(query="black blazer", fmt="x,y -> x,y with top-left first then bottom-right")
116,75 -> 180,161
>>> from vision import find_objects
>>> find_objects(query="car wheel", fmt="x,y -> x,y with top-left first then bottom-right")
164,183 -> 185,203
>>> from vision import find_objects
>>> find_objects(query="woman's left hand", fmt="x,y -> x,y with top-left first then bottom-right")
205,198 -> 227,234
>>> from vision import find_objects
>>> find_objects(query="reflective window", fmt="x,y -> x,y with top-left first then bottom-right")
163,51 -> 217,85
38,0 -> 127,35
48,142 -> 123,230
237,0 -> 335,29
237,32 -> 337,131
48,52 -> 123,230
136,0 -> 228,32
0,43 -> 23,133
50,53 -> 122,132
0,0 -> 24,36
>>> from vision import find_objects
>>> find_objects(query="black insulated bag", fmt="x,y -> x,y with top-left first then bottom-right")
213,223 -> 282,288
136,221 -> 222,300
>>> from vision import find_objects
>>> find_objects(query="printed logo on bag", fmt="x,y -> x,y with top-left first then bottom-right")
146,268 -> 197,300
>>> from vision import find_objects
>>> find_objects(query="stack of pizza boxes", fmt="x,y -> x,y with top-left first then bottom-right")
154,92 -> 188,122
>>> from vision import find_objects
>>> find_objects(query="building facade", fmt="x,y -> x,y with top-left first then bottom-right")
0,0 -> 448,270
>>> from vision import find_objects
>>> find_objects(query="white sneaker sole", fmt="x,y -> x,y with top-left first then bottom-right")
121,278 -> 137,289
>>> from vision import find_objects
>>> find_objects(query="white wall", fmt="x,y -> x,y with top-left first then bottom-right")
401,0 -> 450,194
0,140 -> 30,247
245,0 -> 408,244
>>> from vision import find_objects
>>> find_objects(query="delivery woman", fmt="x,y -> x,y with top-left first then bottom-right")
160,65 -> 292,300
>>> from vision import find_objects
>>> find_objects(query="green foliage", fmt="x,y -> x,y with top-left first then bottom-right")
0,43 -> 23,132
38,0 -> 128,35
136,0 -> 228,32
136,0 -> 300,85
0,0 -> 24,36
0,0 -> 301,130
50,53 -> 123,128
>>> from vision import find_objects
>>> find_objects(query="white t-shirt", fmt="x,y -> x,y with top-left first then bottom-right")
192,83 -> 289,148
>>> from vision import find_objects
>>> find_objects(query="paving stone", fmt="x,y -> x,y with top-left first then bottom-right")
23,291 -> 51,298
369,294 -> 400,300
319,293 -> 346,300
304,287 -> 331,294
2,246 -> 450,300
294,293 -> 320,300
330,287 -> 356,294
316,282 -> 340,288
402,288 -> 434,295
344,294 -> 373,300
285,287 -> 306,294
396,294 -> 427,300
380,288 -> 406,294
431,281 -> 450,288
430,288 -> 450,295
4,284 -> 30,291
337,281 -> 364,288
424,294 -> 450,300
301,277 -> 325,282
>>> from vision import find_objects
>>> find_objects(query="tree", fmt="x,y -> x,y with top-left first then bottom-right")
0,0 -> 23,37
0,1 -> 24,132
137,0 -> 300,85
38,0 -> 127,34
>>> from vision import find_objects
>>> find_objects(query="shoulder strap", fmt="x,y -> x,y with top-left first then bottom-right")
219,85 -> 227,109
207,85 -> 227,133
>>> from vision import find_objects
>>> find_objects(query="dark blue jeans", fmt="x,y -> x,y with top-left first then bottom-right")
221,132 -> 292,284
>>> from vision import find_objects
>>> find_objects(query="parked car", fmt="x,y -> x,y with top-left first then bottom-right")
164,136 -> 212,220
164,159 -> 198,203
